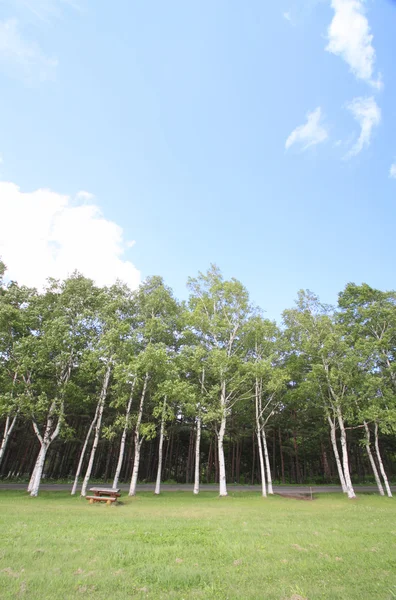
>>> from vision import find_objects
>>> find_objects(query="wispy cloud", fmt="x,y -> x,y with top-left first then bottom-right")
2,1 -> 81,23
0,181 -> 140,290
283,11 -> 293,23
285,107 -> 329,152
390,163 -> 396,179
326,0 -> 381,89
0,18 -> 58,82
345,96 -> 381,158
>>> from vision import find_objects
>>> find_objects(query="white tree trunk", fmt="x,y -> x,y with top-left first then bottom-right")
71,403 -> 100,495
154,396 -> 166,495
363,421 -> 384,496
256,430 -> 266,498
0,414 -> 18,467
129,373 -> 149,496
337,407 -> 356,499
113,378 -> 135,490
27,446 -> 43,492
30,443 -> 50,497
81,363 -> 112,497
29,400 -> 62,496
261,428 -> 273,495
193,415 -> 201,495
217,380 -> 227,497
255,378 -> 266,497
327,414 -> 347,493
129,444 -> 141,497
374,422 -> 392,498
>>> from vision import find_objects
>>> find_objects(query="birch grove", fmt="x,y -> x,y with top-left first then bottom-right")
0,262 -> 395,496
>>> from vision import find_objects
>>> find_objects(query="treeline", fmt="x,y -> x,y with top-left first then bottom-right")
0,260 -> 395,498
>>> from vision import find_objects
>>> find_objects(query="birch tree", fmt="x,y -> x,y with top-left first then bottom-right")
338,283 -> 396,496
22,275 -> 97,496
129,276 -> 181,496
245,316 -> 288,496
0,277 -> 37,466
79,282 -> 135,496
187,266 -> 252,496
283,291 -> 357,498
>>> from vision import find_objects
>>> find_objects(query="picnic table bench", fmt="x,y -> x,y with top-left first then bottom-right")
86,487 -> 121,505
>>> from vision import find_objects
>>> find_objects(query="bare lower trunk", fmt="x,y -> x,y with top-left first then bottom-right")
154,396 -> 166,495
327,414 -> 347,493
363,421 -> 384,496
193,415 -> 201,495
129,444 -> 141,496
217,380 -> 227,497
255,378 -> 266,497
30,443 -> 50,497
29,402 -> 62,496
374,422 -> 392,498
0,414 -> 18,467
27,446 -> 43,492
129,373 -> 149,496
71,403 -> 100,495
257,430 -> 266,497
337,407 -> 355,499
113,379 -> 135,489
261,428 -> 273,494
81,363 -> 112,497
0,418 -> 14,467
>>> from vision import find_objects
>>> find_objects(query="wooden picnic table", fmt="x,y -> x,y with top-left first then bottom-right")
86,487 -> 121,505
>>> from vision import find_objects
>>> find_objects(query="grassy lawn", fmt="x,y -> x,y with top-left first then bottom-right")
1,492 -> 395,600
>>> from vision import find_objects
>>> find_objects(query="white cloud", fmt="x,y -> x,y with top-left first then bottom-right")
345,96 -> 380,158
326,0 -> 381,89
285,107 -> 329,151
76,190 -> 95,202
0,182 -> 141,290
390,163 -> 396,179
0,18 -> 57,82
283,11 -> 292,23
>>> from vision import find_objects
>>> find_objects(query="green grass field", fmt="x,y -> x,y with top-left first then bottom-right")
1,491 -> 395,600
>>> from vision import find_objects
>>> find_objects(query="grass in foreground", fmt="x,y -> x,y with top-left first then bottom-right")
1,491 -> 395,599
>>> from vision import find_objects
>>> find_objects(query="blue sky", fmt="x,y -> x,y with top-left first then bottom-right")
0,0 -> 395,321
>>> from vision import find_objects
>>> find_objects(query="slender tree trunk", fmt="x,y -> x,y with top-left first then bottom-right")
261,428 -> 273,494
207,437 -> 213,483
321,443 -> 331,480
0,414 -> 18,467
272,428 -> 276,481
255,378 -> 266,497
129,373 -> 149,496
154,396 -> 167,495
30,416 -> 62,497
71,404 -> 100,495
113,378 -> 135,489
217,380 -> 227,497
327,414 -> 347,493
251,431 -> 256,484
81,363 -> 112,497
336,407 -> 356,499
292,429 -> 301,483
193,368 -> 205,495
27,446 -> 43,492
29,400 -> 63,496
186,427 -> 194,483
30,443 -> 50,497
279,428 -> 285,484
363,421 -> 384,496
374,422 -> 392,498
193,416 -> 201,495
